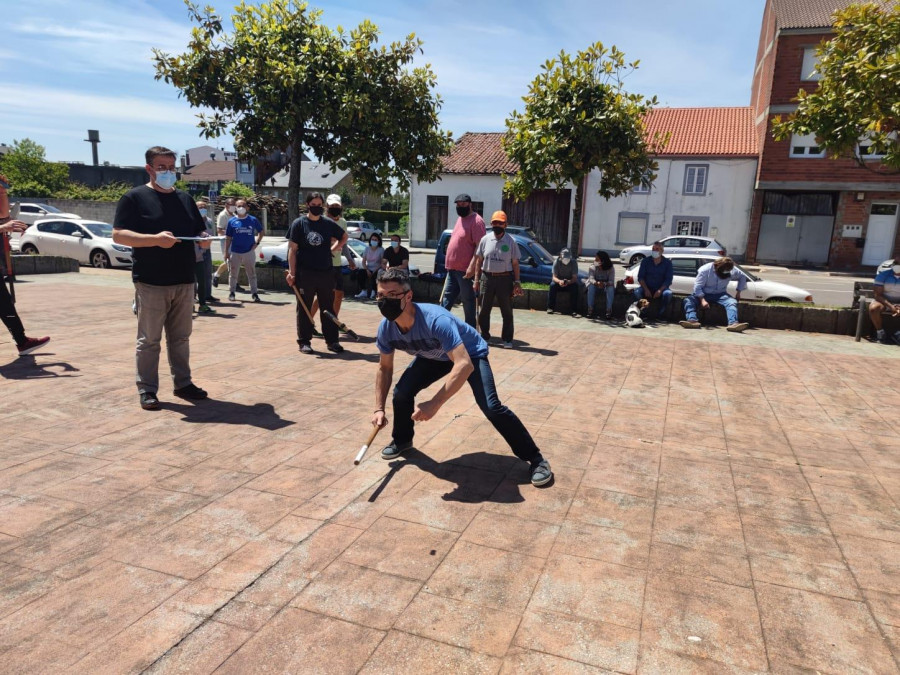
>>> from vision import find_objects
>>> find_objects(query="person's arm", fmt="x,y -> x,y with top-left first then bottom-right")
412,343 -> 474,421
512,257 -> 520,288
662,259 -> 673,292
396,249 -> 410,270
552,261 -> 562,285
254,220 -> 264,248
112,195 -> 178,248
464,217 -> 486,278
569,262 -> 578,284
372,350 -> 394,429
473,254 -> 485,292
638,259 -> 651,295
287,241 -> 299,286
331,230 -> 348,253
694,266 -> 709,306
734,270 -> 749,302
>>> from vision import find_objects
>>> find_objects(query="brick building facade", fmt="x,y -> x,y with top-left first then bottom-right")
747,0 -> 899,268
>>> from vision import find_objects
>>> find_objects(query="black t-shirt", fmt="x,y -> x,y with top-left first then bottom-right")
384,245 -> 410,268
114,186 -> 204,285
289,215 -> 344,271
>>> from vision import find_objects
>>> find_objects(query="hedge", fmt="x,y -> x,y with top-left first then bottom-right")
344,208 -> 407,226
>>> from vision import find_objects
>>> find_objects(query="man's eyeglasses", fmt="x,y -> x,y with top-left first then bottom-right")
375,292 -> 407,300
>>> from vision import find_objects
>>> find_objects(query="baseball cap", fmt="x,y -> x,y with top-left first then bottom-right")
454,193 -> 472,203
326,194 -> 342,206
490,211 -> 507,224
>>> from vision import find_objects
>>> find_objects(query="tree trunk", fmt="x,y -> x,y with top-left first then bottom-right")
570,174 -> 585,257
287,131 -> 303,223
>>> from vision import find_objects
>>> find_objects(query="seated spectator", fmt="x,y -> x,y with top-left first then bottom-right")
547,248 -> 579,316
356,233 -> 384,299
384,234 -> 410,271
870,258 -> 900,344
634,241 -> 673,320
586,251 -> 615,319
680,257 -> 750,332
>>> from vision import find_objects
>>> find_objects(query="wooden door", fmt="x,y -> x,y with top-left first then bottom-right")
502,189 -> 571,254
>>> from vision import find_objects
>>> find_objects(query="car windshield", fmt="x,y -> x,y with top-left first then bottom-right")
347,239 -> 366,255
83,223 -> 113,238
735,264 -> 759,282
37,204 -> 63,214
527,241 -> 554,265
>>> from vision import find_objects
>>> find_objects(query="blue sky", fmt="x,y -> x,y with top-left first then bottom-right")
2,0 -> 765,167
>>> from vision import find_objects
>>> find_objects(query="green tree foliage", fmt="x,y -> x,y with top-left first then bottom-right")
154,1 -> 453,221
0,138 -> 69,197
220,180 -> 254,198
772,2 -> 900,172
503,43 -> 666,254
54,182 -> 132,201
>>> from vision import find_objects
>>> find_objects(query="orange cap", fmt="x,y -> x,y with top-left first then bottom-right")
490,211 -> 507,224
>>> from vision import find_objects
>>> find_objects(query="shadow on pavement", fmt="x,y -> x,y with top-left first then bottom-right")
0,355 -> 81,379
158,399 -> 294,430
505,341 -> 558,356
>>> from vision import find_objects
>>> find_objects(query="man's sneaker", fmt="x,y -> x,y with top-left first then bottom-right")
502,341 -> 513,349
326,342 -> 344,354
530,459 -> 553,487
356,291 -> 369,299
205,296 -> 218,303
679,320 -> 701,329
876,329 -> 888,343
131,300 -> 137,315
228,293 -> 236,302
235,285 -> 246,293
140,391 -> 160,410
173,384 -> 208,400
252,293 -> 261,302
727,322 -> 749,333
16,336 -> 50,356
212,277 -> 219,288
891,331 -> 900,346
381,441 -> 413,460
546,308 -> 554,314
299,343 -> 314,354
198,304 -> 216,314
312,325 -> 324,338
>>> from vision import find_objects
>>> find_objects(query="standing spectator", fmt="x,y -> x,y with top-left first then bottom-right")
870,257 -> 900,344
213,197 -> 238,290
586,250 -> 616,319
311,194 -> 354,319
473,211 -> 521,348
547,248 -> 580,316
287,192 -> 348,354
384,234 -> 410,271
635,241 -> 674,321
356,233 -> 385,299
440,194 -> 486,327
112,146 -> 210,410
193,199 -> 216,314
0,173 -> 50,356
680,257 -> 750,332
224,199 -> 264,302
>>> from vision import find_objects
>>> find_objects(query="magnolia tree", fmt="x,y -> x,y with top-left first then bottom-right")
154,1 -> 453,220
503,42 -> 666,254
773,2 -> 900,172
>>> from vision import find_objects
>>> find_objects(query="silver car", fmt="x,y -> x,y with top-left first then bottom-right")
619,235 -> 727,266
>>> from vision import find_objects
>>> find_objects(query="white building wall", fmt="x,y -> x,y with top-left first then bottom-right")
409,175 -> 508,247
580,158 -> 758,259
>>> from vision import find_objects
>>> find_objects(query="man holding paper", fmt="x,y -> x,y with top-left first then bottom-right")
113,146 -> 211,410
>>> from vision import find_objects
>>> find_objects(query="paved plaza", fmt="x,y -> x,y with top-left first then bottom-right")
0,269 -> 898,674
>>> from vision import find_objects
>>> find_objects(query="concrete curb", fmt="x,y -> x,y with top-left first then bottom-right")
9,255 -> 80,274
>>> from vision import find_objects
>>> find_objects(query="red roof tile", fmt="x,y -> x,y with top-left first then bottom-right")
442,107 -> 758,174
183,159 -> 236,182
772,0 -> 894,29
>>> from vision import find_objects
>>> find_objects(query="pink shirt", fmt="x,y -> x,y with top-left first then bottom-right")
444,212 -> 486,272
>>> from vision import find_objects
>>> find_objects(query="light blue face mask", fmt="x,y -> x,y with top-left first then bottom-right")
370,240 -> 379,248
391,241 -> 400,248
651,250 -> 661,259
155,170 -> 177,190
199,208 -> 207,216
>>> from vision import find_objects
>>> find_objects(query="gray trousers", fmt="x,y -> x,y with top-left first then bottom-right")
134,282 -> 194,393
229,250 -> 258,294
478,274 -> 514,342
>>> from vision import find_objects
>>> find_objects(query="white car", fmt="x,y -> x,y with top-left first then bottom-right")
258,237 -> 418,276
619,236 -> 727,267
345,221 -> 383,242
15,202 -> 82,226
19,219 -> 133,268
623,254 -> 813,303
877,259 -> 897,275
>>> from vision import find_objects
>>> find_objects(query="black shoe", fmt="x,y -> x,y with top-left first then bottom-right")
299,343 -> 314,354
326,342 -> 344,354
140,391 -> 160,410
235,285 -> 246,293
212,277 -> 219,288
205,296 -> 218,303
173,384 -> 208,400
312,325 -> 324,338
252,294 -> 260,302
228,293 -> 236,302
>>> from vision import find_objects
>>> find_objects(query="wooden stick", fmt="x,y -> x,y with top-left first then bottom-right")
290,284 -> 315,323
354,423 -> 383,465
323,310 -> 359,341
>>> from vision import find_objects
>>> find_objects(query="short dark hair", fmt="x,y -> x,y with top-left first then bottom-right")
305,191 -> 325,204
652,241 -> 664,248
378,267 -> 411,291
224,197 -> 236,205
145,146 -> 176,166
390,234 -> 401,242
596,250 -> 613,270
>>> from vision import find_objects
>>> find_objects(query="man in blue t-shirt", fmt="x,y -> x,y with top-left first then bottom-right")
871,258 -> 900,344
224,199 -> 264,302
371,268 -> 552,487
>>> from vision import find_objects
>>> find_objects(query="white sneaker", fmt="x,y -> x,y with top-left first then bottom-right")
355,291 -> 368,299
502,341 -> 513,349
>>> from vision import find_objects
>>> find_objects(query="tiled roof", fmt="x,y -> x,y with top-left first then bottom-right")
442,107 -> 758,174
772,0 -> 895,29
267,161 -> 350,189
643,107 -> 758,157
183,160 -> 236,182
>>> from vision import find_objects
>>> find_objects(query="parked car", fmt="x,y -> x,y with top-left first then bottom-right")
505,225 -> 537,239
257,236 -> 419,276
877,258 -> 897,275
19,219 -> 133,268
15,202 -> 82,226
622,254 -> 813,303
434,229 -> 586,285
619,236 -> 727,266
345,221 -> 383,242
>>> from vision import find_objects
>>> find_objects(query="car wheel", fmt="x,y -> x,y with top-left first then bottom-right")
91,250 -> 111,269
629,253 -> 645,266
21,244 -> 38,255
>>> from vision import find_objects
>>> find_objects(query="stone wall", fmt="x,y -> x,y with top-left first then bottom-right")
34,199 -> 119,224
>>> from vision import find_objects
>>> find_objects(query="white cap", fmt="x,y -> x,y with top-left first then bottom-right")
326,193 -> 342,206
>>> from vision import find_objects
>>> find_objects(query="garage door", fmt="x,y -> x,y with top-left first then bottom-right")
756,214 -> 833,265
502,189 -> 571,254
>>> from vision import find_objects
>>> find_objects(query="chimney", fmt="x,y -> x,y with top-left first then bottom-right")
85,130 -> 100,166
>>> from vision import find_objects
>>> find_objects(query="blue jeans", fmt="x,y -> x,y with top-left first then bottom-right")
392,355 -> 542,463
683,293 -> 738,325
440,270 -> 477,327
548,281 -> 579,313
587,284 -> 615,315
634,287 -> 672,318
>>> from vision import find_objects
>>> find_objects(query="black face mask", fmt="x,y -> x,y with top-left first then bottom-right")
327,206 -> 342,217
308,205 -> 324,216
377,297 -> 404,321
456,206 -> 470,217
716,268 -> 733,279
492,226 -> 505,237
